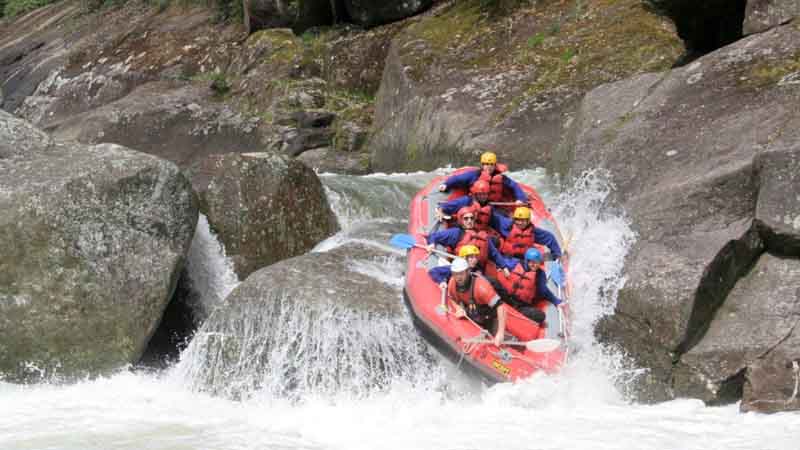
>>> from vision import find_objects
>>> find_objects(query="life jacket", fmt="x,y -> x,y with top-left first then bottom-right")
468,201 -> 493,233
498,263 -> 537,304
447,274 -> 497,325
477,163 -> 508,202
453,229 -> 489,266
500,223 -> 535,258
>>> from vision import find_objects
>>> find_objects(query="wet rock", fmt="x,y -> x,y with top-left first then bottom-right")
190,152 -> 338,278
343,0 -> 434,27
673,254 -> 800,411
0,111 -> 198,382
296,146 -> 370,174
369,0 -> 683,172
173,242 -> 435,400
744,0 -> 800,35
48,82 -> 264,168
568,23 -> 800,408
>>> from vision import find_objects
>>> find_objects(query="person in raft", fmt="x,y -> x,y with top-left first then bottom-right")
447,257 -> 509,347
495,247 -> 562,318
496,206 -> 563,260
438,151 -> 528,204
425,208 -> 506,269
428,245 -> 483,290
436,180 -> 504,235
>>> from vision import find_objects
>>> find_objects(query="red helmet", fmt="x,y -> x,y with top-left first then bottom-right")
471,180 -> 490,195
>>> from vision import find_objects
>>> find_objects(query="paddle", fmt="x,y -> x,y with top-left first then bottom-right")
463,337 -> 562,353
548,260 -> 566,290
489,201 -> 530,207
389,233 -> 456,259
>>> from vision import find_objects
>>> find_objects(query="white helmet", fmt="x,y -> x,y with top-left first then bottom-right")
451,257 -> 469,273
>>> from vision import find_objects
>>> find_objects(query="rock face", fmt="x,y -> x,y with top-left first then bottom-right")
47,82 -> 263,168
0,111 -> 198,382
744,0 -> 800,35
343,0 -> 434,27
369,0 -> 683,172
567,23 -> 800,410
244,0 -> 334,34
174,242 -> 436,400
190,152 -> 338,278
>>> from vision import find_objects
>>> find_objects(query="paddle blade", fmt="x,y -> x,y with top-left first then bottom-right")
389,233 -> 417,250
525,338 -> 561,353
548,261 -> 566,288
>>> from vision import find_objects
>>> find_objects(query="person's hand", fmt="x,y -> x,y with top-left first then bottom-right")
454,305 -> 466,318
426,244 -> 434,254
502,267 -> 510,278
435,208 -> 444,220
438,184 -> 447,192
493,331 -> 505,347
439,281 -> 447,290
515,199 -> 524,205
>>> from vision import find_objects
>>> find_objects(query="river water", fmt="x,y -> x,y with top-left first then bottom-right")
1,169 -> 798,450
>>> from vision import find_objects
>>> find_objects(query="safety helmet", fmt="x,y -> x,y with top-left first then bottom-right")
471,180 -> 490,195
480,152 -> 497,165
524,248 -> 543,263
458,245 -> 480,258
451,257 -> 469,273
513,206 -> 531,220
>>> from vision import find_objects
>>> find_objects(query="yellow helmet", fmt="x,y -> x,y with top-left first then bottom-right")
458,244 -> 481,258
513,206 -> 531,220
480,152 -> 497,165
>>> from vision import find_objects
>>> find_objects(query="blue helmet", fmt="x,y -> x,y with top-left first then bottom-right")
524,248 -> 543,264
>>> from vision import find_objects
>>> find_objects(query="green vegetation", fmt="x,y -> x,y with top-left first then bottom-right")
527,33 -> 544,48
746,52 -> 800,88
4,0 -> 55,17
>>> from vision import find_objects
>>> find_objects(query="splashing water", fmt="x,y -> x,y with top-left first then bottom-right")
2,170 -> 799,450
184,214 -> 240,319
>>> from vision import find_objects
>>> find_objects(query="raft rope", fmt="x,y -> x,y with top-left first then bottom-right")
787,360 -> 799,405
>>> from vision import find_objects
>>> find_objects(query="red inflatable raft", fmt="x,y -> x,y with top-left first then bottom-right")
402,167 -> 571,383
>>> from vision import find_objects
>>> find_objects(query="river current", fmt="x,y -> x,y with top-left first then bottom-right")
1,169 -> 798,450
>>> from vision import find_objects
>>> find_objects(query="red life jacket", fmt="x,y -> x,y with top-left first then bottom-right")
452,229 -> 489,266
477,163 -> 508,203
498,263 -> 537,304
470,201 -> 493,233
500,224 -> 535,258
447,274 -> 498,324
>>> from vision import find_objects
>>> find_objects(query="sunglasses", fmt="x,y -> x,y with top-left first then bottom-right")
462,216 -> 475,221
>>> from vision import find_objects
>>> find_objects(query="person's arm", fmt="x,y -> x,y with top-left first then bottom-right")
427,228 -> 460,248
494,213 -> 513,238
493,304 -> 508,346
502,175 -> 528,202
439,195 -> 472,215
536,270 -> 562,305
428,266 -> 451,285
443,169 -> 480,191
533,228 -> 562,260
488,239 -> 514,270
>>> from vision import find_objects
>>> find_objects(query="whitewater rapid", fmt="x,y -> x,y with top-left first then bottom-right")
1,169 -> 798,450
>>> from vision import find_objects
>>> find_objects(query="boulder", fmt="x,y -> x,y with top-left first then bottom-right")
190,152 -> 338,278
673,254 -> 800,411
744,0 -> 800,35
173,242 -> 436,400
369,0 -> 683,172
244,0 -> 334,34
0,111 -> 198,382
568,23 -> 800,406
343,0 -> 434,27
48,82 -> 264,168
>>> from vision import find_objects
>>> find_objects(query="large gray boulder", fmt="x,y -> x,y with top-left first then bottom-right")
48,82 -> 263,169
343,0 -> 434,27
190,152 -> 338,278
369,0 -> 683,172
243,0 -> 334,34
673,254 -> 800,411
744,0 -> 800,35
0,111 -> 198,382
174,242 -> 436,400
568,22 -> 800,410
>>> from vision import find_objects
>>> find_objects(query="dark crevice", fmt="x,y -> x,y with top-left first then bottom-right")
676,223 -> 764,356
709,368 -> 746,406
646,0 -> 748,66
138,268 -> 202,369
